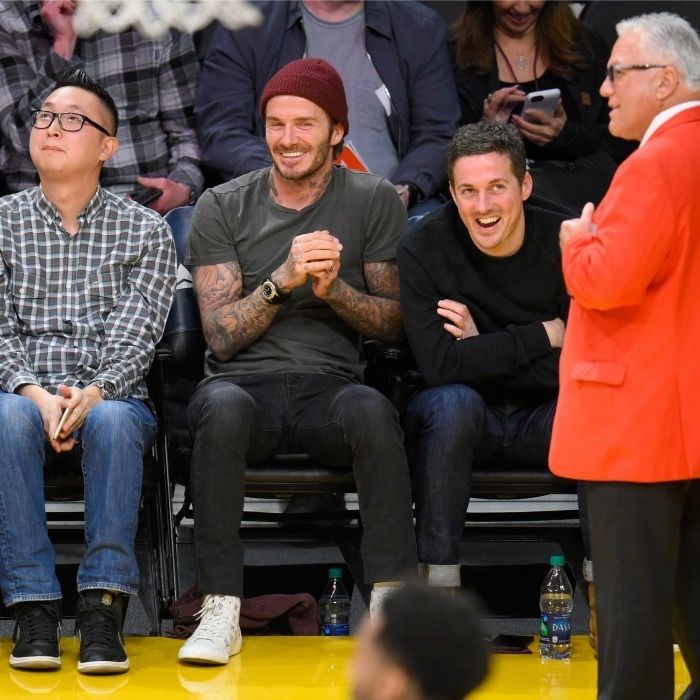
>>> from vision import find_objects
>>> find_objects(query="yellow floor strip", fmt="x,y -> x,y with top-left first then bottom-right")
0,635 -> 691,698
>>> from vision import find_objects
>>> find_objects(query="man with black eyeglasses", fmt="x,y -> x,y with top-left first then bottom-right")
0,0 -> 202,212
0,68 -> 176,675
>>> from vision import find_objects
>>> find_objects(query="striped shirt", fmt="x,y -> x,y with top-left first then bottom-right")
0,1 -> 202,196
0,187 -> 177,401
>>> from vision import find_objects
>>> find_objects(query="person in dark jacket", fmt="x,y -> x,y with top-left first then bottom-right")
398,122 -> 569,589
451,1 -> 634,210
195,0 -> 460,213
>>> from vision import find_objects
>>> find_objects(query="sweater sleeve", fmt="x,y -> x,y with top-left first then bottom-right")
398,229 -> 555,389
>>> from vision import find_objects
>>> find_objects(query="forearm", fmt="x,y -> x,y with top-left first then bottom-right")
201,286 -> 280,360
323,279 -> 403,342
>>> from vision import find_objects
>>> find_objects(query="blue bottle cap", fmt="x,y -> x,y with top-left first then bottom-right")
328,567 -> 344,579
550,555 -> 566,567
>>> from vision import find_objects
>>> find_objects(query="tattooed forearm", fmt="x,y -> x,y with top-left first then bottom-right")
193,262 -> 279,360
324,261 -> 403,341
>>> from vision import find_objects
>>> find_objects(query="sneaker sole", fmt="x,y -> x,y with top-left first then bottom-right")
10,654 -> 61,670
77,659 -> 130,675
178,635 -> 242,666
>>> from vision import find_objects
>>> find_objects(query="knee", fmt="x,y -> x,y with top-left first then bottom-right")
187,381 -> 256,434
82,400 -> 147,446
334,385 -> 400,436
0,392 -> 44,442
407,384 -> 486,427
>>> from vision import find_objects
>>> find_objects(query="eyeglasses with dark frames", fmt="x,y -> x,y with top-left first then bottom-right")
30,110 -> 112,136
605,63 -> 668,83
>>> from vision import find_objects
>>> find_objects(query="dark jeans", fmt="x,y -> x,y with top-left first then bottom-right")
586,480 -> 700,700
187,373 -> 417,596
403,384 -> 555,565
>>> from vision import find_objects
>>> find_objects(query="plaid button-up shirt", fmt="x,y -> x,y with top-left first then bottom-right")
0,1 -> 202,196
0,187 -> 176,401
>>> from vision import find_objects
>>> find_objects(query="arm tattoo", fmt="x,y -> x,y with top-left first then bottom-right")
325,260 -> 403,342
193,262 -> 279,360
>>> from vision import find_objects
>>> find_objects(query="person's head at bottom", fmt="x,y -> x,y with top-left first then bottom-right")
351,584 -> 490,700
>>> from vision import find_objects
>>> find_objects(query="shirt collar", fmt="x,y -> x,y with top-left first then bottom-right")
36,186 -> 106,227
640,100 -> 700,147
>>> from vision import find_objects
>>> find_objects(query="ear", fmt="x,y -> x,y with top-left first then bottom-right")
449,182 -> 457,204
330,122 -> 344,147
521,170 -> 533,201
656,64 -> 680,100
98,136 -> 119,164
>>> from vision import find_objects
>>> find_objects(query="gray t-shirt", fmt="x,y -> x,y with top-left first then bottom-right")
301,4 -> 399,178
186,166 -> 407,380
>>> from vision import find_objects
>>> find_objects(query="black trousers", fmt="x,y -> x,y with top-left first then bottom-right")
586,480 -> 700,700
187,373 -> 418,596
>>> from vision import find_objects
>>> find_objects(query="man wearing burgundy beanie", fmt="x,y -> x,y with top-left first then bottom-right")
179,58 -> 418,665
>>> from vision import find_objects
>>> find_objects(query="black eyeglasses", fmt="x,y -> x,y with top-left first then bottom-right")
30,110 -> 112,136
605,63 -> 667,83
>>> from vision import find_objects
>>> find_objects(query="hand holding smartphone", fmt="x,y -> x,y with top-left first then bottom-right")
130,185 -> 163,206
53,407 -> 72,441
521,88 -> 561,122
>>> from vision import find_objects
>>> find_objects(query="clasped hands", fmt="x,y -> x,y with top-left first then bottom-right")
21,383 -> 102,453
274,230 -> 343,299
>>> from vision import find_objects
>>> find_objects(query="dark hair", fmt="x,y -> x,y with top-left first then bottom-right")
378,585 -> 489,700
53,67 -> 119,136
453,1 -> 591,82
448,121 -> 527,184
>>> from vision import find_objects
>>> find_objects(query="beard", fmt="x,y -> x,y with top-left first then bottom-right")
270,125 -> 335,182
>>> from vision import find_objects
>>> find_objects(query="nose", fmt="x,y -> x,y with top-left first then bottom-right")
46,114 -> 62,137
599,75 -> 613,98
476,191 -> 492,212
280,123 -> 297,145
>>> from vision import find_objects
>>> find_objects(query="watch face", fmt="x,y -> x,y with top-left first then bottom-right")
261,279 -> 276,301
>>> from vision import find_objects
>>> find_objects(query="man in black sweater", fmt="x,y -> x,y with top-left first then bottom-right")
397,122 -> 569,588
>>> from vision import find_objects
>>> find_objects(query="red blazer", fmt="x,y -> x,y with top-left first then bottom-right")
550,106 -> 700,482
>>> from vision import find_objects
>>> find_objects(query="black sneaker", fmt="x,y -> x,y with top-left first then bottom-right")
75,590 -> 129,675
10,600 -> 62,670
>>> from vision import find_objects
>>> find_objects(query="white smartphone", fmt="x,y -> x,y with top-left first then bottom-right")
521,88 -> 561,121
53,407 -> 72,441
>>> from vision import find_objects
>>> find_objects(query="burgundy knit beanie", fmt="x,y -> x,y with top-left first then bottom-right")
260,58 -> 349,136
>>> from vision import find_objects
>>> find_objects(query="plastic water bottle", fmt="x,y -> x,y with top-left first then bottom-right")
318,567 -> 351,636
539,554 -> 573,659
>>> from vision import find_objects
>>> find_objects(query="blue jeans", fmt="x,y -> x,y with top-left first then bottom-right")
404,384 -> 555,567
0,392 -> 156,606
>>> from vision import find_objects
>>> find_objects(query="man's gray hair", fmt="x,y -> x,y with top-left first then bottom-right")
617,12 -> 700,90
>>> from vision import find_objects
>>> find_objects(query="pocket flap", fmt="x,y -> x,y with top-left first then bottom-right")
570,361 -> 627,386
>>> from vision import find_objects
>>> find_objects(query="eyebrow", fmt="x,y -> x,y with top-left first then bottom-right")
41,101 -> 90,112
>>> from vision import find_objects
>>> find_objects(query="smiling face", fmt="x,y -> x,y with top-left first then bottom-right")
449,151 -> 532,258
29,85 -> 117,182
264,94 -> 343,183
600,30 -> 669,142
492,0 -> 545,37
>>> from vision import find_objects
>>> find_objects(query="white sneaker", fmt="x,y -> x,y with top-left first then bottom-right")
178,595 -> 242,665
369,584 -> 403,620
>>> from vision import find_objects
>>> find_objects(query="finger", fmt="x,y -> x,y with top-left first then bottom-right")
436,307 -> 464,325
304,260 -> 339,274
580,202 -> 595,223
443,322 -> 463,339
437,299 -> 468,314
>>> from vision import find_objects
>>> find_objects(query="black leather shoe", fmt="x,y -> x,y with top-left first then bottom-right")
10,600 -> 62,670
75,590 -> 129,675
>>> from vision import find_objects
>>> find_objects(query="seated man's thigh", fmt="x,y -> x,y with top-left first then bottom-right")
292,378 -> 402,468
187,376 -> 284,465
503,398 -> 556,466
